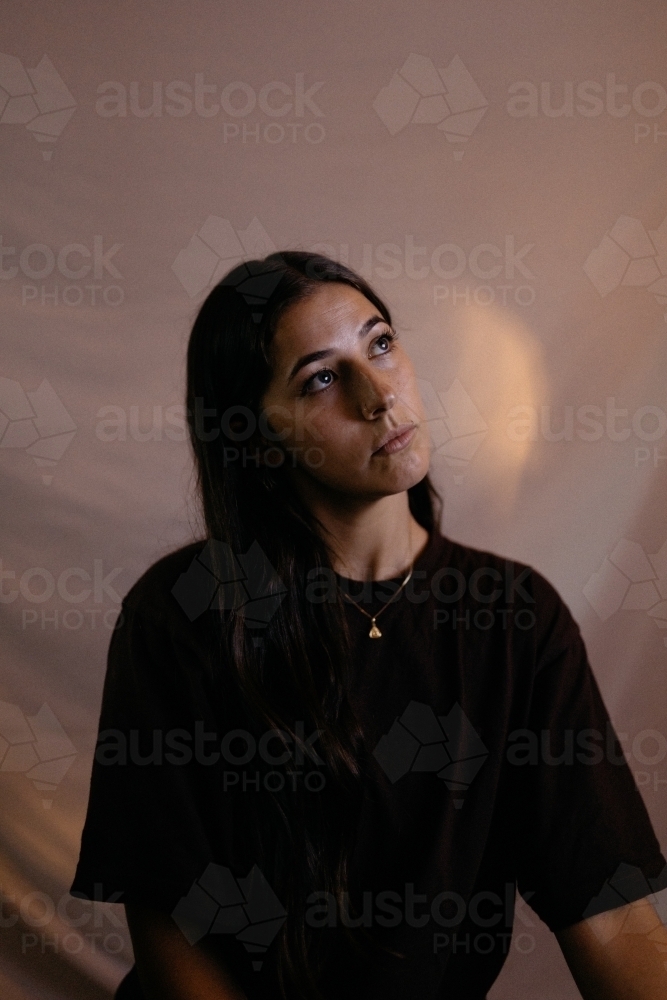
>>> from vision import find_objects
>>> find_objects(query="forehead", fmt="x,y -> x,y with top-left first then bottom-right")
270,283 -> 380,361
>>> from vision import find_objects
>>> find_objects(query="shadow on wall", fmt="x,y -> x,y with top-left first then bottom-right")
0,908 -> 119,1000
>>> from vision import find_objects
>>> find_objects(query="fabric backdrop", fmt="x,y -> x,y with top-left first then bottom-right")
1,1 -> 666,997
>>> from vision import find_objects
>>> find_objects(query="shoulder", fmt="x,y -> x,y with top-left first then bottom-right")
437,533 -> 580,653
120,540 -> 208,625
437,533 -> 558,599
98,541 -> 221,730
105,540 -> 215,694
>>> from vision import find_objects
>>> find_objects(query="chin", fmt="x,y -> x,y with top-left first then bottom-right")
374,449 -> 431,495
304,455 -> 429,499
299,435 -> 431,497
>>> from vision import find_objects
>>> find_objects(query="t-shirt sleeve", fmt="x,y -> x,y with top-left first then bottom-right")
70,580 -> 235,913
513,573 -> 667,933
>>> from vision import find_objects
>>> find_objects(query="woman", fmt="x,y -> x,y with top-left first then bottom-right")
71,252 -> 667,999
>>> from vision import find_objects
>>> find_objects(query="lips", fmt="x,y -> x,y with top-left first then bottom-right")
372,423 -> 417,456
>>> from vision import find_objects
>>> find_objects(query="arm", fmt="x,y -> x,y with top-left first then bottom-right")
125,902 -> 249,1000
556,897 -> 667,1000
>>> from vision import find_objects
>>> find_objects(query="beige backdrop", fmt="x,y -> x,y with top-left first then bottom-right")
2,1 -> 667,997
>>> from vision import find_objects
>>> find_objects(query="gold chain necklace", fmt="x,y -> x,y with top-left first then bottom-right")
341,562 -> 414,638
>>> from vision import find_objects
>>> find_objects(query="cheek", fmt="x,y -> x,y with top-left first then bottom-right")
262,401 -> 317,445
293,414 -> 369,479
293,396 -> 356,450
306,417 -> 361,462
413,423 -> 433,464
395,366 -> 426,419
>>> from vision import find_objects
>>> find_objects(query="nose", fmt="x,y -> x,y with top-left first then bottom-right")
355,366 -> 396,420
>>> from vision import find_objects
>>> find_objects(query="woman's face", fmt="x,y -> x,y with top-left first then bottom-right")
260,282 -> 431,501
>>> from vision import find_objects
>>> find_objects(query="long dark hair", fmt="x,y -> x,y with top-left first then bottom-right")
185,251 -> 441,998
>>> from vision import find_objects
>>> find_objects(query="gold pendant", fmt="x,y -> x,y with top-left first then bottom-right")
369,622 -> 382,639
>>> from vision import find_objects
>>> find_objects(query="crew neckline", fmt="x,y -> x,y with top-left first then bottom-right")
334,526 -> 446,586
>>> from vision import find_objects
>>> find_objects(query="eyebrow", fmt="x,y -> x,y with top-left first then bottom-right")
286,314 -> 388,383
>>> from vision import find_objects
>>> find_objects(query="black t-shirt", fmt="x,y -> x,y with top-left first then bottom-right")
70,529 -> 667,1000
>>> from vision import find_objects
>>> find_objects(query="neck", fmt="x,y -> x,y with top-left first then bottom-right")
289,472 -> 431,581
